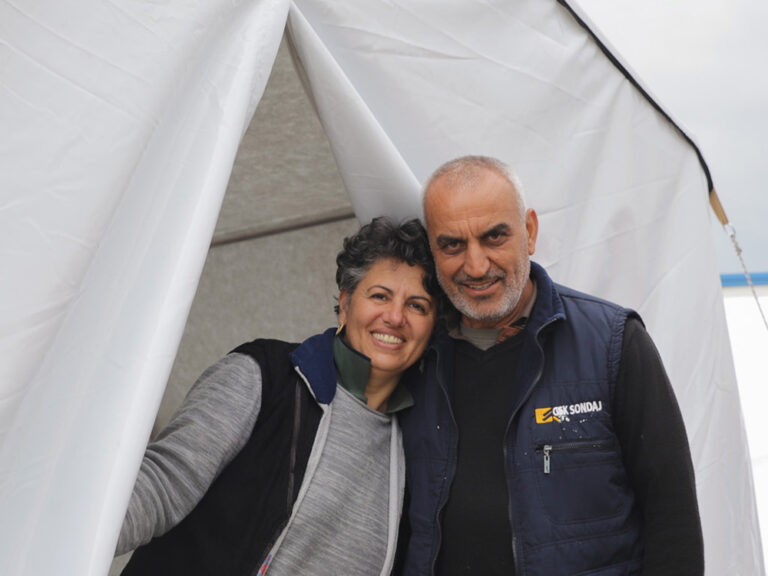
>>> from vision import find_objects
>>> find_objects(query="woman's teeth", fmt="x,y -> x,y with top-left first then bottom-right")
373,332 -> 403,344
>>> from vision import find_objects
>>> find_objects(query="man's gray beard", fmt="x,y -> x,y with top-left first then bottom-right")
438,259 -> 530,324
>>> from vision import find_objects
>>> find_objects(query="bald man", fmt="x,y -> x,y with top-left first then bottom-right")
397,156 -> 703,575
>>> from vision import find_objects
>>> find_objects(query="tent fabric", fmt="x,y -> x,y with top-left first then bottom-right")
0,0 -> 761,574
0,0 -> 290,573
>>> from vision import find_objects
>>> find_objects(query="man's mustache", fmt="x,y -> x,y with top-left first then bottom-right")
452,269 -> 506,285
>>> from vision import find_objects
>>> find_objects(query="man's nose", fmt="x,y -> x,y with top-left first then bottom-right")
463,242 -> 490,278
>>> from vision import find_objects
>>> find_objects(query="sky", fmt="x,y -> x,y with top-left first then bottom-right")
575,0 -> 768,552
575,0 -> 768,277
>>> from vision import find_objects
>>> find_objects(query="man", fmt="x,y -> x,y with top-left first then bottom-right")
397,156 -> 704,575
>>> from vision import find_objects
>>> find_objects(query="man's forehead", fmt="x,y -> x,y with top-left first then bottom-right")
433,215 -> 513,239
426,175 -> 519,229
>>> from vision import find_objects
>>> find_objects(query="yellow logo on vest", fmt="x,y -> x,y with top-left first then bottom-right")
535,401 -> 603,423
535,407 -> 560,424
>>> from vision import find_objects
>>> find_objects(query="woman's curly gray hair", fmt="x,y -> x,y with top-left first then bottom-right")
334,217 -> 439,314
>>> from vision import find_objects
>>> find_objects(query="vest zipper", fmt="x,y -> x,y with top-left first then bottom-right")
286,377 -> 302,509
251,378 -> 304,576
429,347 -> 459,576
503,316 -> 559,576
536,440 -> 615,475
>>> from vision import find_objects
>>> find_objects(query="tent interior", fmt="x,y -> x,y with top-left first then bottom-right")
148,37 -> 358,436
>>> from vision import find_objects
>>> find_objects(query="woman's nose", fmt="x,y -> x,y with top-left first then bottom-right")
383,303 -> 405,326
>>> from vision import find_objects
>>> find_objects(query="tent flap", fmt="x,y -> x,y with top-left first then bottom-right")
0,1 -> 289,574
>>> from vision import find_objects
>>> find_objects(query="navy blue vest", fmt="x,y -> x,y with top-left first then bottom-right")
399,263 -> 644,575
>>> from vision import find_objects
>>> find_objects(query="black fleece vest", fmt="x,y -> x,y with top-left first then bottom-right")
122,339 -> 323,576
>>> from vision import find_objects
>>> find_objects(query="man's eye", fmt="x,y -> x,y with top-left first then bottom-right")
371,293 -> 387,301
442,240 -> 462,253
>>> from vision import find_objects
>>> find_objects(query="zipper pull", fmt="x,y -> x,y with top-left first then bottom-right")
543,444 -> 552,474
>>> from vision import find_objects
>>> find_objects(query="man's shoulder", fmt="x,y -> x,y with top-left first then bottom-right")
529,263 -> 626,330
552,283 -> 642,333
528,265 -> 641,343
553,282 -> 626,311
531,262 -> 635,316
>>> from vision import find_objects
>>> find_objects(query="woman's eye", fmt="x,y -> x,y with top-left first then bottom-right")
371,293 -> 387,301
408,302 -> 427,314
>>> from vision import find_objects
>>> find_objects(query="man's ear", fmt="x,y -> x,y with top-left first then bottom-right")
525,209 -> 538,255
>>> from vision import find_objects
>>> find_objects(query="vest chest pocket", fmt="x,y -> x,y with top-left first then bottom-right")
533,439 -> 632,525
536,440 -> 613,475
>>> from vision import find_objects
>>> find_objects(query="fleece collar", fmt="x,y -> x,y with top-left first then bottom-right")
290,328 -> 338,405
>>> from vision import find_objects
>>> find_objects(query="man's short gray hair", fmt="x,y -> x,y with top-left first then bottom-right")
423,155 -> 527,221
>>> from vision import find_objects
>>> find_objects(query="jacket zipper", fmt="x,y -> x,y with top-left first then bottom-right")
537,440 -> 615,475
429,346 -> 459,576
503,317 -> 559,576
251,374 -> 314,576
286,378 -> 302,508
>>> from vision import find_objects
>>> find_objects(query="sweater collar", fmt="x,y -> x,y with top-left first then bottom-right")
290,328 -> 338,404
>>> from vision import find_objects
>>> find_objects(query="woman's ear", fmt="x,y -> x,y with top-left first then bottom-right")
338,290 -> 349,325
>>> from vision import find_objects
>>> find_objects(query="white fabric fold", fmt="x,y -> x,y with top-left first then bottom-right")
0,1 -> 289,574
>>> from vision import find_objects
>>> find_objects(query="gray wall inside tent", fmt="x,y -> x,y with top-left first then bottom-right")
110,36 -> 356,573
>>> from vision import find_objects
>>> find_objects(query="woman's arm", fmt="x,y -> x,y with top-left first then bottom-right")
116,353 -> 263,555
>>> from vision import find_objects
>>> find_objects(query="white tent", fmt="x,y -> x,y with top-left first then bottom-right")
0,0 -> 761,574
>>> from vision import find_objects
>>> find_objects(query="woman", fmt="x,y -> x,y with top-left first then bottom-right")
116,217 -> 439,576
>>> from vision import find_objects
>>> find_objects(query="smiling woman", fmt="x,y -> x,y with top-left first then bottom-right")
115,217 -> 441,576
339,258 -> 435,410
